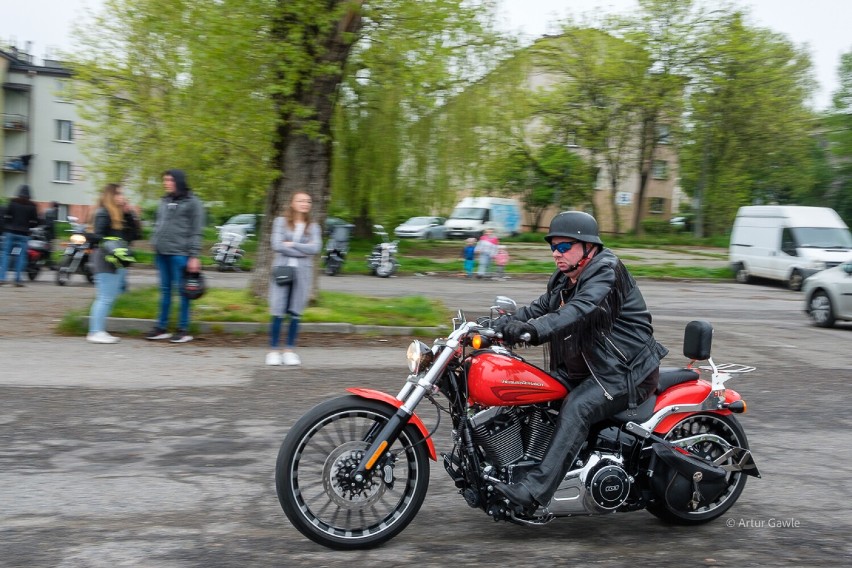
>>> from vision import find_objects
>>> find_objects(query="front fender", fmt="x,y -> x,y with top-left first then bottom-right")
346,388 -> 437,461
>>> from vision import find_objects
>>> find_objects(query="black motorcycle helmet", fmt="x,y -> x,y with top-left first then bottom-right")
545,211 -> 603,245
181,271 -> 206,300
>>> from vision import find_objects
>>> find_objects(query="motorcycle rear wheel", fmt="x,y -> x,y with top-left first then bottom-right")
276,395 -> 430,549
647,412 -> 750,525
27,265 -> 39,281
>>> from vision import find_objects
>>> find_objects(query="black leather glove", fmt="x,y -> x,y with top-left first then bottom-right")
491,315 -> 511,333
501,321 -> 538,345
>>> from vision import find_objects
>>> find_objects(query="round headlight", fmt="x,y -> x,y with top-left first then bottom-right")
70,234 -> 87,245
406,340 -> 433,374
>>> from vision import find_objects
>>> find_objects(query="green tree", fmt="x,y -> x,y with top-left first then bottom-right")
679,12 -> 817,236
533,28 -> 650,233
70,0 -> 277,213
826,49 -> 852,223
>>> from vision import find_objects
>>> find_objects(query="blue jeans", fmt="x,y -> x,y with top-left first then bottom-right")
0,232 -> 29,283
89,270 -> 126,333
154,254 -> 190,331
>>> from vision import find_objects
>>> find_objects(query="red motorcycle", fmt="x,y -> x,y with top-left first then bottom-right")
275,296 -> 761,549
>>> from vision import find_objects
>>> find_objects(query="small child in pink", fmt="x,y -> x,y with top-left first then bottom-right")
494,245 -> 509,280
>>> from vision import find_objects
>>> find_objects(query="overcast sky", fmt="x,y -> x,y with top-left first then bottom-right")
2,0 -> 849,110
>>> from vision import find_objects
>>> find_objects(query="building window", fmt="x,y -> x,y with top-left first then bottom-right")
656,124 -> 671,144
55,161 -> 72,182
56,120 -> 74,142
649,197 -> 665,215
566,130 -> 579,148
652,160 -> 669,180
54,79 -> 72,103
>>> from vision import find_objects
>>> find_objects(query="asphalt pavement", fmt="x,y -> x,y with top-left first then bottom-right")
3,262 -> 851,566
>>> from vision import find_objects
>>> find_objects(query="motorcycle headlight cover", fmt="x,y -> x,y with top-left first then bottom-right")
70,234 -> 87,245
406,340 -> 433,374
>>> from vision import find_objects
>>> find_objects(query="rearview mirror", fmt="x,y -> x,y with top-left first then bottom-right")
492,296 -> 517,316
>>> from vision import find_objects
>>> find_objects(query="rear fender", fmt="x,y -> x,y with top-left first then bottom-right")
653,380 -> 742,434
346,388 -> 437,461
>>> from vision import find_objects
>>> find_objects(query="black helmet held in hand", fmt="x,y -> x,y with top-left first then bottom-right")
181,271 -> 206,300
545,211 -> 603,245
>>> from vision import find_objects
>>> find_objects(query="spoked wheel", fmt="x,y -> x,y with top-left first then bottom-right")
647,413 -> 750,525
276,395 -> 430,549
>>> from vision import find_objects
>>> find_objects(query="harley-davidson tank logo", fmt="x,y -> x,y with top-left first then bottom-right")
501,379 -> 545,388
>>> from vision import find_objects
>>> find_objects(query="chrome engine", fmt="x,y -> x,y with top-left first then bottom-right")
469,406 -> 555,467
469,406 -> 632,516
545,452 -> 632,515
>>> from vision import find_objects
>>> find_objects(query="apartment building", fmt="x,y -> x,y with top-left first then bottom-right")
1,43 -> 95,219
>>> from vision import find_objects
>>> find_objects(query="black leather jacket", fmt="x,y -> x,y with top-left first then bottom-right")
513,248 -> 668,407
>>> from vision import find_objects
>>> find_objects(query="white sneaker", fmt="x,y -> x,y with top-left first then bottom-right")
265,351 -> 283,366
282,351 -> 301,366
87,331 -> 120,344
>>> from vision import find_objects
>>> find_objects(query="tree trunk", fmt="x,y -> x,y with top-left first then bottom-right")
250,2 -> 364,299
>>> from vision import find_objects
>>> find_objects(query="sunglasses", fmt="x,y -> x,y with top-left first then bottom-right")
550,241 -> 579,254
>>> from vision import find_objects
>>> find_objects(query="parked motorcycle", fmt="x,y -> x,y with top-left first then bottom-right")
366,224 -> 399,278
210,227 -> 249,272
56,217 -> 94,286
26,226 -> 52,281
323,223 -> 353,276
275,296 -> 760,549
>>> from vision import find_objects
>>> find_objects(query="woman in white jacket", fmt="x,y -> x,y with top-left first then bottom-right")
267,192 -> 322,366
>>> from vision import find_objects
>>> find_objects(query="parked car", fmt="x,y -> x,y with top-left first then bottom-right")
393,216 -> 446,239
803,261 -> 852,327
219,213 -> 258,236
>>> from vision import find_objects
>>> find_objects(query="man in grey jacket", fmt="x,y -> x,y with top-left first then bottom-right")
492,211 -> 669,512
146,169 -> 205,343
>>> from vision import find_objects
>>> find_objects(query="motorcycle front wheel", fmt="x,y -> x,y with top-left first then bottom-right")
276,395 -> 430,550
647,412 -> 750,525
375,260 -> 396,278
56,257 -> 72,286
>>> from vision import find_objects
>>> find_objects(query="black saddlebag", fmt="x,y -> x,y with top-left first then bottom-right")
650,443 -> 728,512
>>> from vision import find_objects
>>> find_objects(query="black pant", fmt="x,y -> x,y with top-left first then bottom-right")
521,370 -> 658,505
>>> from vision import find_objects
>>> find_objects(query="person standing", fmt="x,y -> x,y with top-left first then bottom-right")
42,201 -> 59,269
146,169 -> 204,343
266,192 -> 322,366
475,228 -> 498,279
87,184 -> 135,344
491,211 -> 668,512
494,245 -> 510,280
461,237 -> 476,278
0,184 -> 39,287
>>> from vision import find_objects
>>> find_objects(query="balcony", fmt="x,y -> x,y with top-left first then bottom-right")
2,113 -> 28,131
2,155 -> 29,173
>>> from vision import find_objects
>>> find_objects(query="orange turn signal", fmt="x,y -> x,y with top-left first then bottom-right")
471,335 -> 483,349
365,441 -> 389,470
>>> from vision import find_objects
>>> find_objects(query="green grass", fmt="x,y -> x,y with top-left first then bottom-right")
107,287 -> 450,327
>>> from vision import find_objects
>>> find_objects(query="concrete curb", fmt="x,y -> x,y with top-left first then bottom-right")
92,317 -> 447,336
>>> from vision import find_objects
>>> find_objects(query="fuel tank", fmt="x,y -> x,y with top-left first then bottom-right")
467,352 -> 568,407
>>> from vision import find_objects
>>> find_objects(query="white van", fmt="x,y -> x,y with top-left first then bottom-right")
729,205 -> 852,290
444,197 -> 522,239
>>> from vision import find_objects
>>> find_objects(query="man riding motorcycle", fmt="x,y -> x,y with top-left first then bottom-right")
492,211 -> 669,512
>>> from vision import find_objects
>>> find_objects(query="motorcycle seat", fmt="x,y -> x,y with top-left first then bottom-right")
611,394 -> 657,423
656,367 -> 700,394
